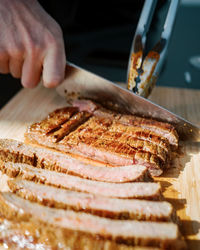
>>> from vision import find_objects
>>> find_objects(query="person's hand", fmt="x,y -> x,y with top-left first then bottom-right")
0,0 -> 66,88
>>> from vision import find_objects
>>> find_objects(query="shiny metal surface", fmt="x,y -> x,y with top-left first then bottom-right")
56,63 -> 200,142
127,0 -> 157,94
127,0 -> 180,97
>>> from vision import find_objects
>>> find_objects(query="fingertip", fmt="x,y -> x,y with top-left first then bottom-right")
42,65 -> 65,88
43,78 -> 63,88
42,45 -> 66,89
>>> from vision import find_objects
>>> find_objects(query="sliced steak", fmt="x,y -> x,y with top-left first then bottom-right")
0,217 -> 161,250
0,139 -> 151,183
0,162 -> 161,200
31,106 -> 78,135
49,111 -> 92,142
0,192 -> 185,249
63,116 -> 168,162
8,179 -> 172,221
59,135 -> 164,176
29,110 -> 91,143
26,116 -> 165,176
27,107 -> 170,155
0,218 -> 53,250
109,121 -> 170,153
72,99 -> 179,149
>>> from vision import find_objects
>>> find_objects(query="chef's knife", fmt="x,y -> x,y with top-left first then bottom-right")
56,63 -> 200,142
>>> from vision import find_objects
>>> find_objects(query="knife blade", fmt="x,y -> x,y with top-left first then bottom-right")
56,63 -> 200,142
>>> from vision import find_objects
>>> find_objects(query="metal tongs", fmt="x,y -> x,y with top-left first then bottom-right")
127,0 -> 180,97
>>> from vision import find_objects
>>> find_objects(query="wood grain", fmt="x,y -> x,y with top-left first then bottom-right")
0,84 -> 199,249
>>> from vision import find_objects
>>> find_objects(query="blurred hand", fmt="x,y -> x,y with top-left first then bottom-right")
0,0 -> 66,88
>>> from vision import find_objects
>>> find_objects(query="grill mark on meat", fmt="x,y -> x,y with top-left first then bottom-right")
71,128 -> 167,162
24,102 -> 179,176
26,132 -> 164,176
30,107 -> 78,135
112,134 -> 166,162
26,116 -> 165,176
25,106 -> 174,175
65,116 -> 168,162
59,134 -> 164,176
31,116 -> 164,175
109,122 -> 170,153
0,162 -> 161,199
8,179 -> 173,221
72,100 -> 178,149
0,192 -> 185,249
48,111 -> 92,142
0,139 -> 152,183
68,114 -> 170,154
117,115 -> 178,148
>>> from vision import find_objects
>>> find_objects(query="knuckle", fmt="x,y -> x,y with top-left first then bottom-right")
11,48 -> 23,60
45,26 -> 63,48
26,42 -> 42,58
24,35 -> 44,58
7,43 -> 24,61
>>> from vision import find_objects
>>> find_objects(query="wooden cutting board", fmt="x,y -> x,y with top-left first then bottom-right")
0,84 -> 199,249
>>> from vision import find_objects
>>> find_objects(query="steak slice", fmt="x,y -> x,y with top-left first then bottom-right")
109,121 -> 170,153
8,179 -> 173,221
31,106 -> 78,135
0,162 -> 161,200
29,110 -> 92,143
59,134 -> 164,176
26,116 -> 165,176
63,116 -> 168,162
0,139 -> 151,183
25,104 -> 173,176
0,218 -> 52,249
49,111 -> 92,142
0,217 -> 161,250
27,107 -> 170,155
72,100 -> 179,149
0,192 -> 185,249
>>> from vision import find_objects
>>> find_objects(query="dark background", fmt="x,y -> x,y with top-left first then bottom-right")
0,0 -> 200,108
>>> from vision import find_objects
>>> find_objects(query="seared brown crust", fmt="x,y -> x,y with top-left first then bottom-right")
72,99 -> 179,149
63,116 -> 168,162
26,114 -> 167,176
59,136 -> 164,176
0,192 -> 185,249
31,106 -> 78,135
0,139 -> 152,183
118,115 -> 179,149
50,111 -> 91,142
8,179 -> 172,221
0,162 -> 161,200
109,122 -> 170,153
